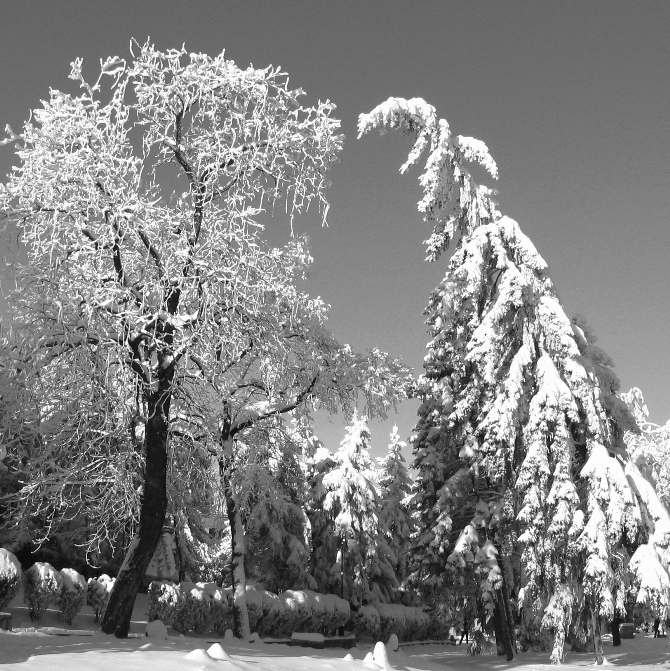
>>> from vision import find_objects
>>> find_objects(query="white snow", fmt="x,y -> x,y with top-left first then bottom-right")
2,586 -> 670,671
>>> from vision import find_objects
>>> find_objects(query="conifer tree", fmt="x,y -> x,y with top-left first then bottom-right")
319,413 -> 384,605
359,97 -> 639,664
376,426 -> 413,591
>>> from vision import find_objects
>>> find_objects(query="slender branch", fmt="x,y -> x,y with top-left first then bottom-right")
136,228 -> 165,277
230,374 -> 318,437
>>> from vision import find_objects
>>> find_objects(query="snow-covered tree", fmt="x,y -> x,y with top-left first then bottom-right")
316,414 -> 388,605
359,96 -> 640,664
376,426 -> 413,591
623,388 -> 670,508
620,388 -> 670,624
0,41 -> 342,637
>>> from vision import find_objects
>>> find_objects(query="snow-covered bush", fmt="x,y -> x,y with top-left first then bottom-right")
148,580 -> 180,627
258,589 -> 285,636
86,574 -> 115,622
331,594 -> 351,631
205,584 -> 234,635
243,585 -> 265,633
56,568 -> 86,624
0,548 -> 22,610
282,589 -> 312,630
279,594 -> 301,635
315,592 -> 335,632
351,604 -> 381,639
406,606 -> 431,640
23,562 -> 61,619
172,582 -> 210,634
149,580 -> 237,634
376,603 -> 406,639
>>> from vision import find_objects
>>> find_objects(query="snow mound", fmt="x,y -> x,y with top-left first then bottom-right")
185,648 -> 213,661
373,641 -> 391,668
207,643 -> 231,660
343,653 -> 355,661
145,619 -> 168,639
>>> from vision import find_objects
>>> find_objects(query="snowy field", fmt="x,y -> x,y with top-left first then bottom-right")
1,591 -> 668,671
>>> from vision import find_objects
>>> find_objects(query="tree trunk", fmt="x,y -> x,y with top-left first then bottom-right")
223,476 -> 250,639
493,587 -> 514,660
101,386 -> 170,638
611,616 -> 621,647
591,609 -> 604,665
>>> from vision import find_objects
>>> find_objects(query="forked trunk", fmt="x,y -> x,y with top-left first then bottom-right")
101,389 -> 170,638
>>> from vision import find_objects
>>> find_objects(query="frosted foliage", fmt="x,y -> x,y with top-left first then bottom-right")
409,210 -> 637,651
0,42 -> 345,556
629,543 -> 670,619
624,387 -> 670,510
359,97 -> 498,261
318,414 -> 394,605
376,425 -> 413,588
626,462 -> 670,548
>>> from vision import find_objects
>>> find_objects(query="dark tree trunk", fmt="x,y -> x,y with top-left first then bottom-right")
493,587 -> 514,660
611,616 -> 621,647
492,542 -> 514,660
101,379 -> 171,638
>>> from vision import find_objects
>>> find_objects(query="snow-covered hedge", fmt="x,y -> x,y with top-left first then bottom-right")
173,582 -> 211,634
56,568 -> 87,624
149,580 -> 234,634
350,603 -> 431,641
86,574 -> 115,622
148,580 -> 181,627
147,582 -> 352,637
0,548 -> 22,610
280,589 -> 350,635
23,562 -> 61,619
204,583 -> 234,635
352,604 -> 381,638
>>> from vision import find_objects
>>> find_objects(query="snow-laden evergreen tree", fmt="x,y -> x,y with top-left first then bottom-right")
620,388 -> 670,623
318,413 -> 389,605
359,97 -> 639,664
376,425 -> 414,594
622,388 -> 670,508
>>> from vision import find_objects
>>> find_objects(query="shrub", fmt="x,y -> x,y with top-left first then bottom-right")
351,604 -> 381,639
376,603 -> 407,640
205,584 -> 233,635
148,580 -> 180,627
331,594 -> 351,631
279,594 -> 300,636
258,589 -> 285,636
243,585 -> 264,633
56,568 -> 87,624
172,582 -> 210,634
23,562 -> 61,620
282,589 -> 312,630
0,548 -> 22,610
86,574 -> 115,622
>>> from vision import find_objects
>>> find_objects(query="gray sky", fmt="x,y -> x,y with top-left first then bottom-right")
1,1 -> 669,458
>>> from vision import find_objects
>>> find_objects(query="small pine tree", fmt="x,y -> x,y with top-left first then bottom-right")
320,413 -> 385,606
376,426 -> 414,593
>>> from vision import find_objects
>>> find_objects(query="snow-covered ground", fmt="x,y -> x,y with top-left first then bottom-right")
1,590 -> 668,671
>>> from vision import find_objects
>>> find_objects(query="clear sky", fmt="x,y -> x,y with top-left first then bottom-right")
1,1 -> 669,459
